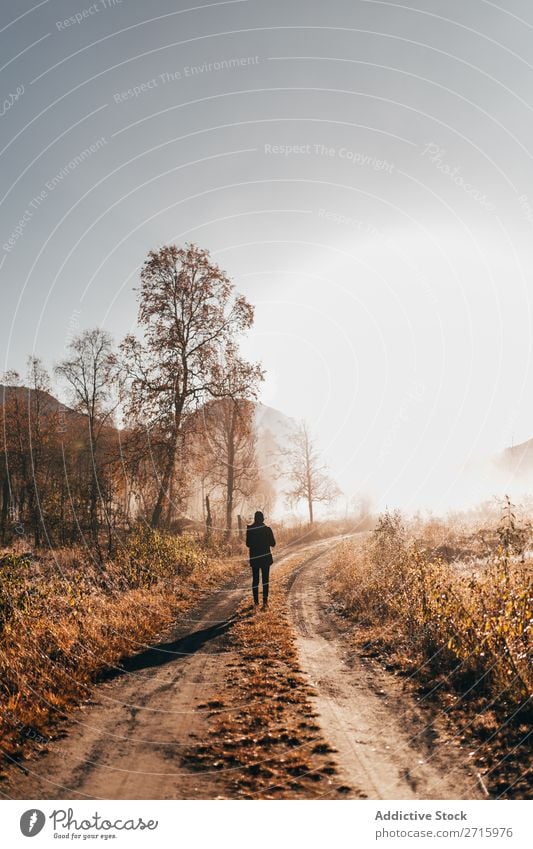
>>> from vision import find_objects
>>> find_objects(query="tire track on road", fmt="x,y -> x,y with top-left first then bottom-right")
288,545 -> 482,800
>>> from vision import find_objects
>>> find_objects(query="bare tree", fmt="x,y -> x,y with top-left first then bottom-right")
284,422 -> 341,524
0,362 -> 61,546
201,396 -> 259,540
120,243 -> 261,529
25,357 -> 56,546
201,352 -> 262,539
56,328 -> 118,556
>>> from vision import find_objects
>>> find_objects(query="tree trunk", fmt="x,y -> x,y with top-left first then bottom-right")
59,483 -> 65,546
225,490 -> 233,541
0,475 -> 9,544
205,494 -> 212,540
27,481 -> 41,547
151,438 -> 177,529
90,476 -> 102,560
32,506 -> 41,547
305,432 -> 314,524
106,494 -> 114,556
224,427 -> 235,541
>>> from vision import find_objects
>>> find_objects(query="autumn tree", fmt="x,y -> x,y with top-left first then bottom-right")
120,243 -> 261,529
56,328 -> 118,555
200,399 -> 257,539
1,370 -> 29,543
284,422 -> 341,524
24,357 -> 57,546
0,360 -> 63,546
202,352 -> 262,539
1,371 -> 25,541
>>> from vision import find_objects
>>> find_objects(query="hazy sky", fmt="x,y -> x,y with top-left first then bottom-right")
2,0 -> 533,512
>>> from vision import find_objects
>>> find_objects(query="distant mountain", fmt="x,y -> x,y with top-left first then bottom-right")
253,403 -> 298,514
255,402 -> 295,455
1,385 -> 296,440
0,384 -> 69,414
461,436 -> 533,506
255,402 -> 295,434
498,437 -> 533,479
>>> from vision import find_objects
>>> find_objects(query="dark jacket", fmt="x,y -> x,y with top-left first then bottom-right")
245,522 -> 276,567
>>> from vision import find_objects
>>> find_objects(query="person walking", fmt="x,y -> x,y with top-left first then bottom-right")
245,511 -> 276,609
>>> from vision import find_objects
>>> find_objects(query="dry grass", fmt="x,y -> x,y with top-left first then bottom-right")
182,554 -> 349,799
328,510 -> 532,798
0,528 -> 240,775
275,516 -> 374,549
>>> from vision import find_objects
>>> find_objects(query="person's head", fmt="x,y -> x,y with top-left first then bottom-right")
254,510 -> 264,524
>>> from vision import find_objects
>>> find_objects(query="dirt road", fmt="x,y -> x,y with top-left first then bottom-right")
287,548 -> 482,799
4,572 -> 246,800
4,538 -> 481,800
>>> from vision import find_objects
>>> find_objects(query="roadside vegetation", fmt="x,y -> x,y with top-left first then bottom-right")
0,528 -> 238,777
275,515 -> 374,548
328,498 -> 532,798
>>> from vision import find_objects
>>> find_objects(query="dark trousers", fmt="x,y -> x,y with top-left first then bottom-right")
251,563 -> 270,605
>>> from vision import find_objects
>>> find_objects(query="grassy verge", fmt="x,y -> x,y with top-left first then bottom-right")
275,516 -> 374,548
0,528 -> 241,776
182,553 -> 348,799
327,512 -> 532,798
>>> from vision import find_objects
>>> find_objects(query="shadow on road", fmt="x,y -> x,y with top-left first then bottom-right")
100,614 -> 239,679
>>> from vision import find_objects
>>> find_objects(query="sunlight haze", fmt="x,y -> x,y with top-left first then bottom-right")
2,0 -> 533,513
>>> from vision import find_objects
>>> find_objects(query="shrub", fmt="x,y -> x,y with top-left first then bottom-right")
329,507 -> 532,705
117,525 -> 208,588
0,530 -> 233,776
